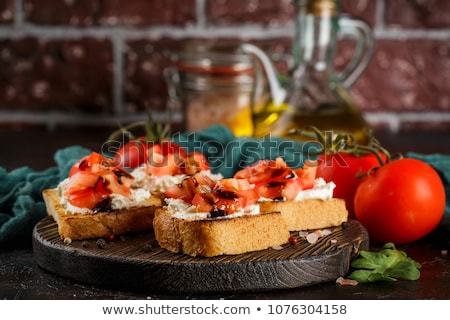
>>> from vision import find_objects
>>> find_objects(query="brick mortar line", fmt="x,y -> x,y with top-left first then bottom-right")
196,0 -> 207,29
374,28 -> 450,40
0,24 -> 448,40
13,0 -> 24,27
112,34 -> 124,116
374,0 -> 385,30
0,110 -> 182,129
0,25 -> 291,39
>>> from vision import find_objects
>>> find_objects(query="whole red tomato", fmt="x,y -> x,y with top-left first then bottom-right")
354,158 -> 446,244
113,137 -> 149,169
316,152 -> 385,218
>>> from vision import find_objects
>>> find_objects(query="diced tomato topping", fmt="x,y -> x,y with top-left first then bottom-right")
253,177 -> 306,200
102,173 -> 131,197
233,157 -> 316,201
69,152 -> 105,177
64,171 -> 100,197
214,178 -> 253,193
191,172 -> 216,188
254,182 -> 283,200
234,158 -> 293,185
213,178 -> 259,214
143,142 -> 210,177
65,152 -> 134,209
191,193 -> 215,213
293,160 -> 317,189
165,178 -> 197,203
67,188 -> 107,210
190,188 -> 256,216
164,172 -> 215,203
235,188 -> 259,207
184,152 -> 210,175
214,195 -> 243,215
94,177 -> 111,196
146,152 -> 185,176
165,176 -> 258,216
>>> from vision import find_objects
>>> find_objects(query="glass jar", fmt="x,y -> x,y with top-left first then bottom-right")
166,41 -> 264,137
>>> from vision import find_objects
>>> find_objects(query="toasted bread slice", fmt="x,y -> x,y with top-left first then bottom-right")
42,188 -> 162,241
259,198 -> 348,231
153,208 -> 290,257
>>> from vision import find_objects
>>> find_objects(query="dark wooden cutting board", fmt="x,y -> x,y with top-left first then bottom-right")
32,216 -> 368,294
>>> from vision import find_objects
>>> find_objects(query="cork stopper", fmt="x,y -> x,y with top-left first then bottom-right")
303,0 -> 340,16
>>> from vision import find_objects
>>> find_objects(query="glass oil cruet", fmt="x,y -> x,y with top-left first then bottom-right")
242,0 -> 374,144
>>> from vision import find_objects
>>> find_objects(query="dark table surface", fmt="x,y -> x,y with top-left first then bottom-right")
1,128 -> 449,300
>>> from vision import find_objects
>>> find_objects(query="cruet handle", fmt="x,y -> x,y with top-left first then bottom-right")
241,43 -> 287,106
337,15 -> 374,88
163,67 -> 181,111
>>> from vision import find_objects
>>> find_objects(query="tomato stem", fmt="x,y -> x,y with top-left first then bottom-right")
106,108 -> 173,144
288,126 -> 391,166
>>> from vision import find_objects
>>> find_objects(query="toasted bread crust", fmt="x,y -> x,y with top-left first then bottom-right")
42,188 -> 162,240
259,198 -> 348,231
153,208 -> 290,257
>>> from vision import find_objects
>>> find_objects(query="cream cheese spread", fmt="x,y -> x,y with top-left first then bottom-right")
131,167 -> 223,193
164,197 -> 260,221
294,177 -> 335,201
131,166 -> 185,193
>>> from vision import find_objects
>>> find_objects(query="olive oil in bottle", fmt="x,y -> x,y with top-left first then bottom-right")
250,0 -> 374,144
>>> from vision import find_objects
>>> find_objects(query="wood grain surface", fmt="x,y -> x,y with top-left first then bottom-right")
32,216 -> 369,294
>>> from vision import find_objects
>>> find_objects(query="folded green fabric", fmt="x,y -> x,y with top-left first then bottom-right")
0,125 -> 448,248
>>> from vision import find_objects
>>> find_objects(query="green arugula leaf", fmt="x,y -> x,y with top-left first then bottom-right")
348,242 -> 421,283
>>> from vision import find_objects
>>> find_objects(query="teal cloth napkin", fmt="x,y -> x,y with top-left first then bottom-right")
0,125 -> 448,248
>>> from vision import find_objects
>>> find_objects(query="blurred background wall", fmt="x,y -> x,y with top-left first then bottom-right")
0,0 -> 449,133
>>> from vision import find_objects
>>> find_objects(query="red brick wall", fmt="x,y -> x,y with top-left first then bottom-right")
0,0 -> 449,133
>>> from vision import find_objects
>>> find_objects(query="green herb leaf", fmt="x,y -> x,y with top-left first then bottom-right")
348,242 -> 421,283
